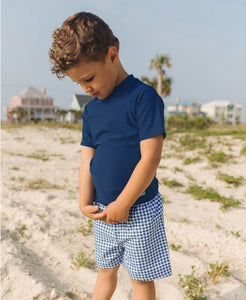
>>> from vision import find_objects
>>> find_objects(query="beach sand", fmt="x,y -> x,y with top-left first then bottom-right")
1,125 -> 246,299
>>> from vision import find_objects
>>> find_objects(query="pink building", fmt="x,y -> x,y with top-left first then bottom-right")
4,87 -> 57,123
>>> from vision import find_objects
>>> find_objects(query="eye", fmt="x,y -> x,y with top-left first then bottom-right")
85,77 -> 94,83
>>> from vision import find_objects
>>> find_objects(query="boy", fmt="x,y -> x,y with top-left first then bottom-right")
49,12 -> 171,300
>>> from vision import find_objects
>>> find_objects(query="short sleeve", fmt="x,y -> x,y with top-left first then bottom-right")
136,88 -> 166,141
80,105 -> 95,148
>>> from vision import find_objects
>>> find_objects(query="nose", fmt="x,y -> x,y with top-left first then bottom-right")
81,83 -> 93,95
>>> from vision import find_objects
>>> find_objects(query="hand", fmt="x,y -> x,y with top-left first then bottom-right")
80,205 -> 106,221
104,200 -> 129,223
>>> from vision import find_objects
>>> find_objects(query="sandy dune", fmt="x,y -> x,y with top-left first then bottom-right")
1,125 -> 246,299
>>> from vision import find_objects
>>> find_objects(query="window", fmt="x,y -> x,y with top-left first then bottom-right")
228,105 -> 234,111
35,99 -> 40,105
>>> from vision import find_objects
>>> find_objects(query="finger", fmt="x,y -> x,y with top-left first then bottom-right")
84,205 -> 99,214
93,210 -> 107,220
110,220 -> 118,224
91,205 -> 99,212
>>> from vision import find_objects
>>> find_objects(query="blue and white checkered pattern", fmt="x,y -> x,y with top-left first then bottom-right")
93,193 -> 172,281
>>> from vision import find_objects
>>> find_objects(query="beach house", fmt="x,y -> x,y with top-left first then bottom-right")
201,100 -> 243,124
167,99 -> 205,118
4,87 -> 56,123
62,94 -> 92,123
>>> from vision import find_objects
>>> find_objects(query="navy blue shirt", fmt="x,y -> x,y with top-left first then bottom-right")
81,75 -> 166,206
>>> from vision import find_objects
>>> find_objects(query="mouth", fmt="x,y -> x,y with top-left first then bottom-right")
92,92 -> 99,98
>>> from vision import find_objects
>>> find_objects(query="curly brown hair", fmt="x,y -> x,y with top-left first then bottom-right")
49,12 -> 119,78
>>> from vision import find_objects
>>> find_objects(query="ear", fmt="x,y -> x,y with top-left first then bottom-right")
107,47 -> 119,65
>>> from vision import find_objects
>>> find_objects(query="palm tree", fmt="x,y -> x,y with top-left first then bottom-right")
141,54 -> 172,98
150,54 -> 171,97
141,76 -> 172,98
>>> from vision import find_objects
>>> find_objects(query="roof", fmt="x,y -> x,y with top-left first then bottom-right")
178,100 -> 190,106
202,100 -> 243,108
73,94 -> 93,108
168,110 -> 187,115
18,86 -> 52,100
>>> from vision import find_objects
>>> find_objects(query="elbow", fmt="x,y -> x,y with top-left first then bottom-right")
153,154 -> 162,168
141,153 -> 162,168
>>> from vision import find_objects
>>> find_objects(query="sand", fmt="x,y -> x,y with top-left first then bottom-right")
1,125 -> 246,300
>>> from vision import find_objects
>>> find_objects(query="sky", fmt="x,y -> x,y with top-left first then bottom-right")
1,0 -> 246,121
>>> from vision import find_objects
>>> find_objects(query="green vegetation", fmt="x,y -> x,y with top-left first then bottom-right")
11,167 -> 20,170
174,167 -> 183,172
141,54 -> 172,98
78,220 -> 93,236
167,114 -> 213,131
207,151 -> 232,163
27,151 -> 49,161
11,176 -> 25,183
184,156 -> 201,165
1,121 -> 82,131
179,135 -> 206,150
178,265 -> 207,300
216,172 -> 243,187
161,195 -> 170,204
19,224 -> 27,237
231,231 -> 240,238
181,218 -> 190,223
186,185 -> 241,210
60,137 -> 77,144
71,251 -> 95,269
26,179 -> 63,190
207,263 -> 230,284
170,244 -> 182,251
161,177 -> 183,188
240,146 -> 246,156
185,173 -> 196,182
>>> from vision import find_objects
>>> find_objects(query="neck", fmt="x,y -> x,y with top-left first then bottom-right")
115,62 -> 128,86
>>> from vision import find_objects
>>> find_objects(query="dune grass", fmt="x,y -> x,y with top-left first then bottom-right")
186,185 -> 241,210
1,121 -> 82,131
161,177 -> 183,188
207,262 -> 230,284
216,172 -> 243,187
26,179 -> 64,190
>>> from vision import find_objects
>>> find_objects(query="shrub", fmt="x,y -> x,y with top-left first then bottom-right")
71,251 -> 95,269
178,265 -> 207,300
207,263 -> 230,284
168,114 -> 213,131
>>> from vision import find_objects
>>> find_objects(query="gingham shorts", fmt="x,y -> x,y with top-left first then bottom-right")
93,193 -> 172,281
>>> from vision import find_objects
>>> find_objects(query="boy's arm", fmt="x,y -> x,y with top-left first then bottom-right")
79,146 -> 106,220
104,134 -> 163,223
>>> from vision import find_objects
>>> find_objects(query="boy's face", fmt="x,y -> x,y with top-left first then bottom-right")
66,48 -> 120,100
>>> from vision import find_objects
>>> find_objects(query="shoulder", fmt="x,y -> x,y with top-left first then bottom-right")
129,76 -> 161,101
83,98 -> 96,117
129,77 -> 164,111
